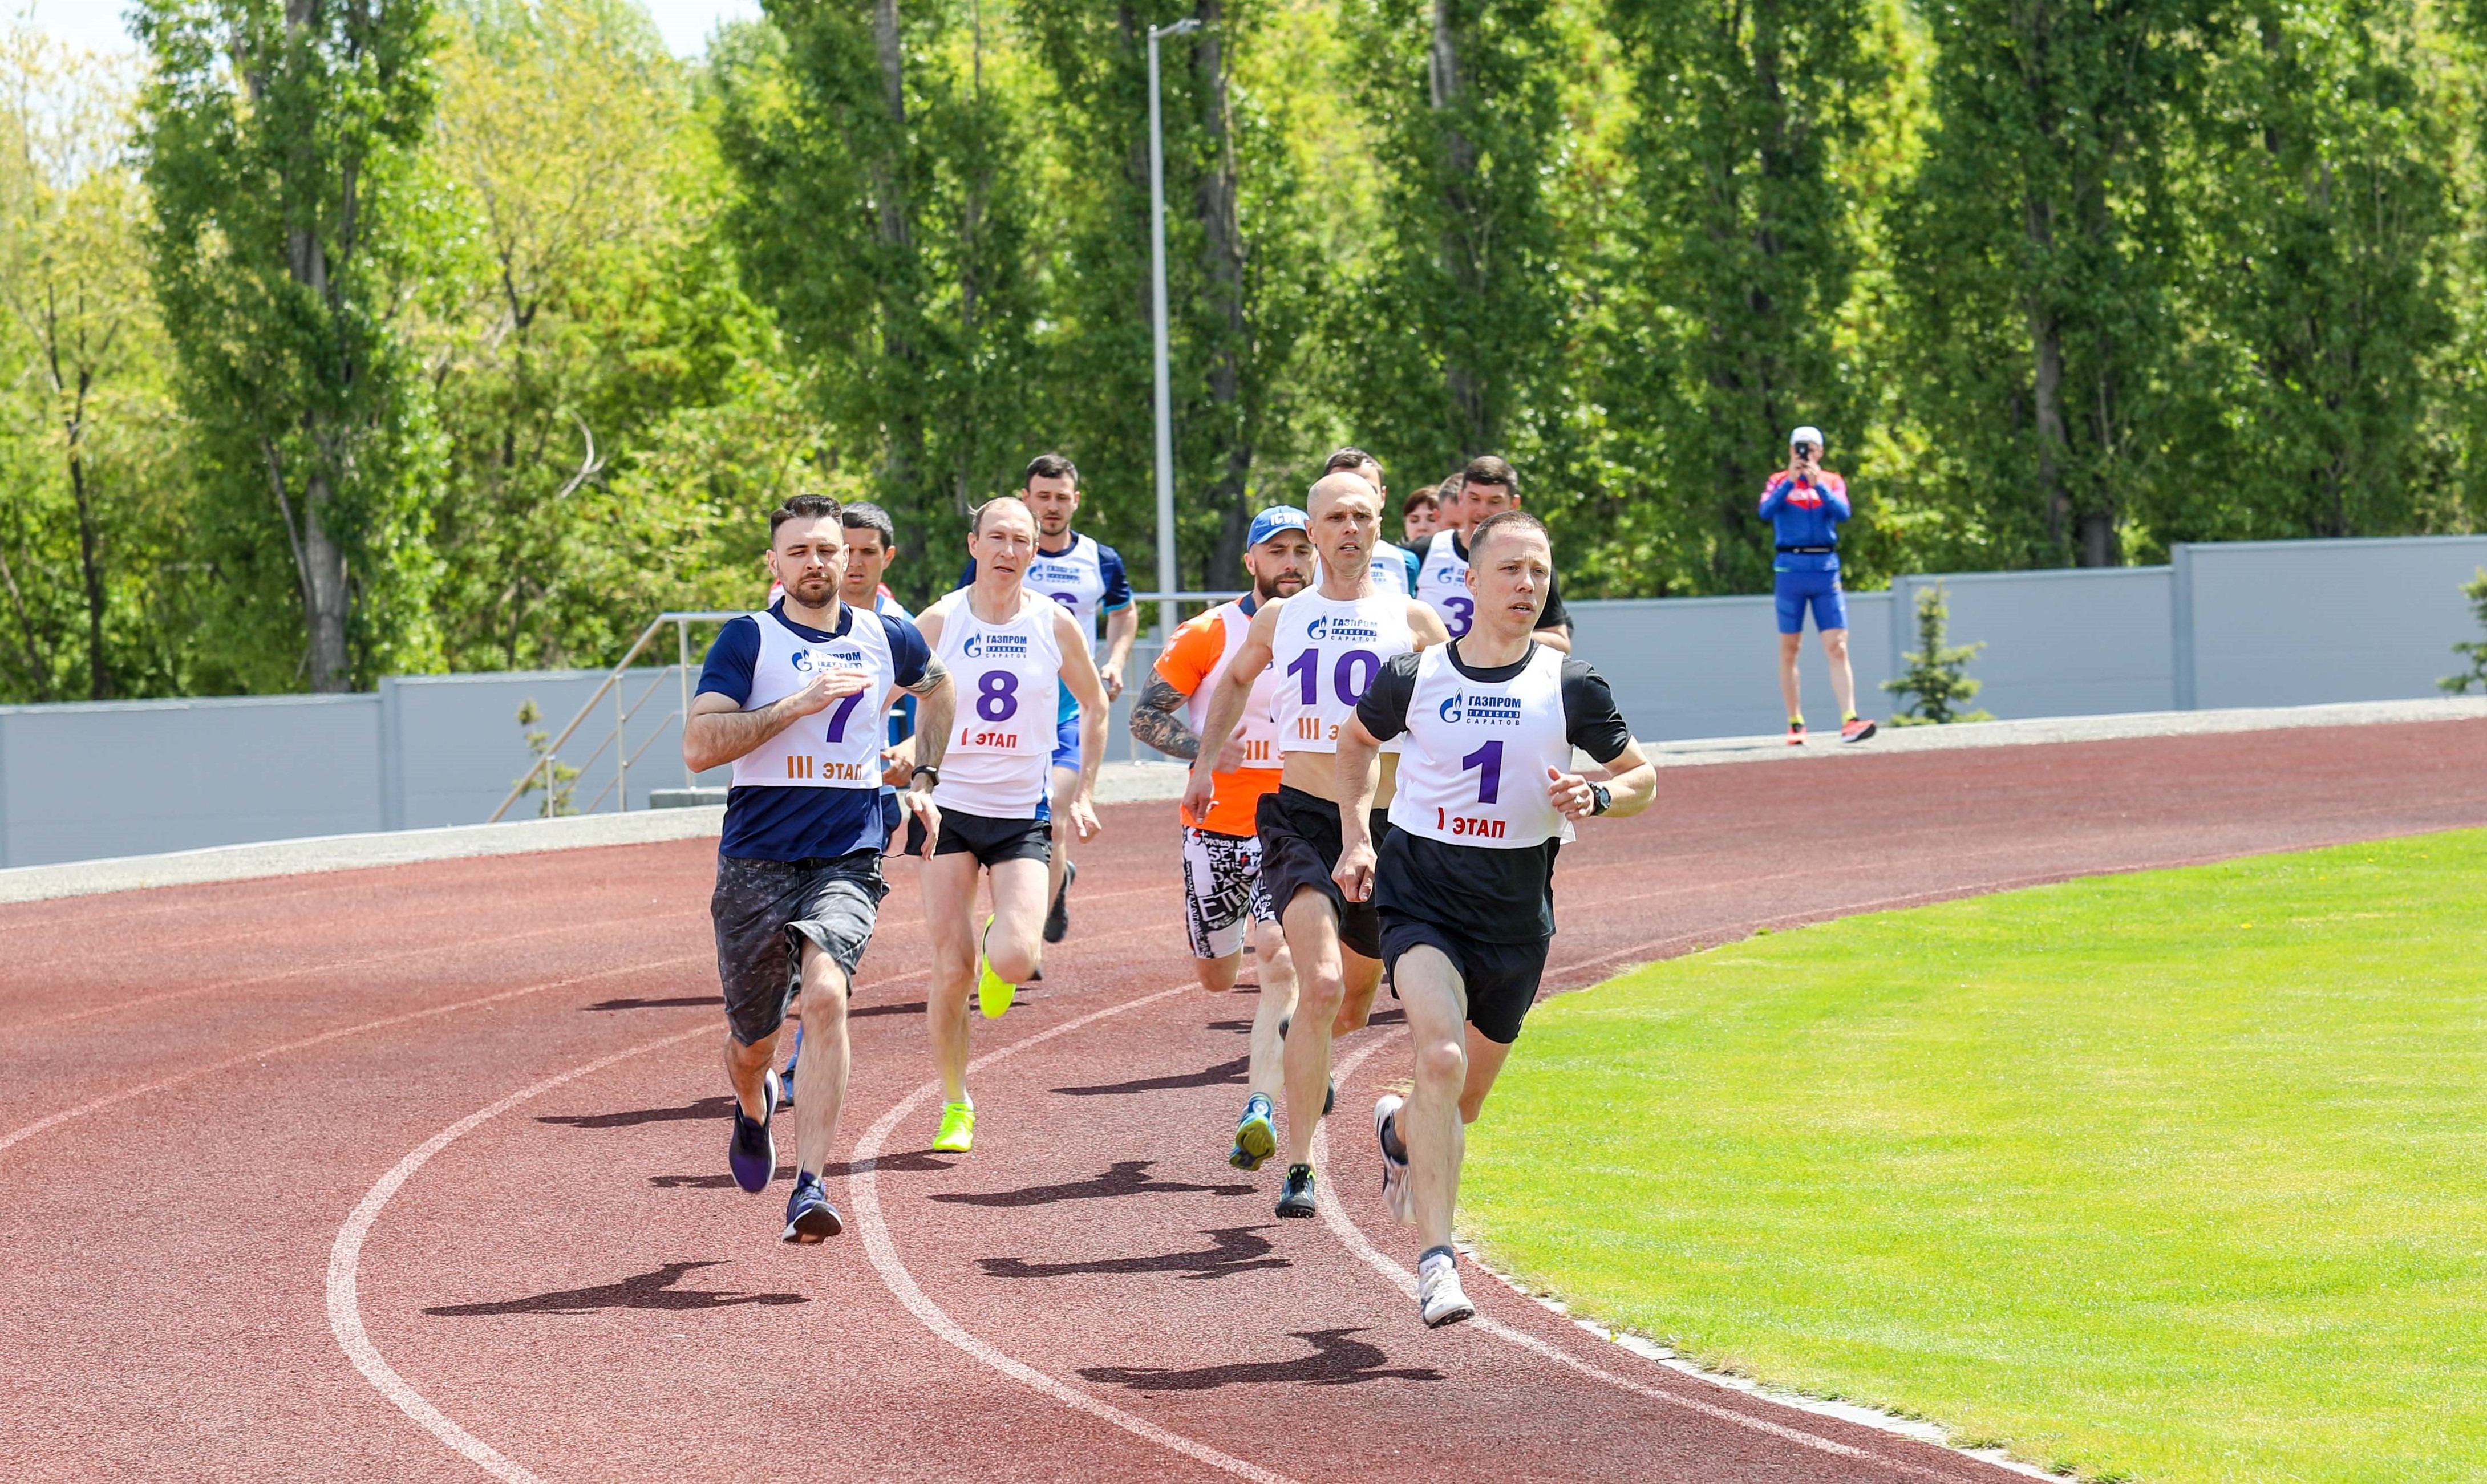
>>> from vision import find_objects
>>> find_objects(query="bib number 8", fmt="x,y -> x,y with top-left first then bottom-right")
977,670 -> 1020,722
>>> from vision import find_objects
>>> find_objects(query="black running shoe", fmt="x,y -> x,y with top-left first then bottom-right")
729,1069 -> 780,1194
1275,1163 -> 1318,1219
1044,861 -> 1077,944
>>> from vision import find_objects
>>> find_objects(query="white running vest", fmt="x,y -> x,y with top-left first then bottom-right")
1025,533 -> 1116,640
1414,530 -> 1473,638
728,606 -> 900,792
1388,643 -> 1573,848
1368,540 -> 1413,598
930,590 -> 1064,818
1187,600 -> 1281,770
1271,589 -> 1415,756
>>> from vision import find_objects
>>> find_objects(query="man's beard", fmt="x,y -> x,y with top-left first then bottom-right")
1254,573 -> 1305,602
786,575 -> 837,607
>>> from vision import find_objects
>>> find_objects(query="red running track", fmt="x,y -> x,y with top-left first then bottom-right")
4,718 -> 2484,1483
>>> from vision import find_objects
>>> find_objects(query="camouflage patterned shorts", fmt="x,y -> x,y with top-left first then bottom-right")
710,850 -> 886,1046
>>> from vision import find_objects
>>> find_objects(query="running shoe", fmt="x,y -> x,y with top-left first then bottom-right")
1275,1163 -> 1318,1219
932,1101 -> 976,1153
1374,1094 -> 1413,1223
1840,716 -> 1878,743
1230,1093 -> 1278,1171
781,1170 -> 842,1243
977,916 -> 1015,1019
1785,719 -> 1807,747
1416,1248 -> 1475,1328
728,1069 -> 781,1194
1044,861 -> 1078,944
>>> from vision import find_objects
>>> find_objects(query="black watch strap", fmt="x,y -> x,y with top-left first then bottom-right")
1589,782 -> 1611,816
910,766 -> 941,788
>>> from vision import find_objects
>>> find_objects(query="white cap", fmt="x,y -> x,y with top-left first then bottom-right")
1789,425 -> 1824,450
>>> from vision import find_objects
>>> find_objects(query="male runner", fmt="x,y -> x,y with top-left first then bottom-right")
683,494 -> 954,1242
1760,426 -> 1876,744
1413,456 -> 1573,651
1322,447 -> 1420,596
1334,508 -> 1656,1325
1184,474 -> 1451,1219
1401,486 -> 1443,549
1130,506 -> 1311,1171
918,496 -> 1109,1153
781,501 -> 921,1108
961,454 -> 1135,947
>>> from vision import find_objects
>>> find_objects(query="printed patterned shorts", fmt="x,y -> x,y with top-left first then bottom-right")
1181,825 -> 1275,962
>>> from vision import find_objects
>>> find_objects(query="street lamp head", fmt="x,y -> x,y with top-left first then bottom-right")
1152,18 -> 1201,37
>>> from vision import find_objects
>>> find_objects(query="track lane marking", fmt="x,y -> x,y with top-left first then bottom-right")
1315,1036 -> 1992,1484
851,983 -> 1302,1484
0,956 -> 699,1164
327,1023 -> 715,1484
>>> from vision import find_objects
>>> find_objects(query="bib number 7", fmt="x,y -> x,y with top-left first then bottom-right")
824,688 -> 866,743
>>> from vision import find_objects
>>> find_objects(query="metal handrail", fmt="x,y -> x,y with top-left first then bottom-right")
487,610 -> 743,823
486,593 -> 1249,824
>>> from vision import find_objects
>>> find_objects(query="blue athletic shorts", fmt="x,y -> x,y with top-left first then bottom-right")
1051,712 -> 1080,772
1774,569 -> 1847,634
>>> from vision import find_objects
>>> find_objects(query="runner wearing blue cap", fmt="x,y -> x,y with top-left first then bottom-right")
1760,427 -> 1874,744
1131,505 -> 1315,1169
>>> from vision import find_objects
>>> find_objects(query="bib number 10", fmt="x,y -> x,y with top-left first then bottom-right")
1287,647 -> 1380,707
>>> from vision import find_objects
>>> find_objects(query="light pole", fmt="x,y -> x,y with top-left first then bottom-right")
1147,17 -> 1198,645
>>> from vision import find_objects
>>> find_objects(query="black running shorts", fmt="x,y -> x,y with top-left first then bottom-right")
934,808 -> 1052,868
1379,911 -> 1552,1045
1255,785 -> 1390,961
711,850 -> 886,1046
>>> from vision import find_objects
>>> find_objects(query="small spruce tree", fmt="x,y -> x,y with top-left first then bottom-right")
514,699 -> 581,817
1884,585 -> 1994,725
2440,569 -> 2487,695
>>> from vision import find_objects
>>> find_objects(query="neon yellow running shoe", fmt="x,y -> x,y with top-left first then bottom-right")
977,915 -> 1016,1019
932,1101 -> 975,1153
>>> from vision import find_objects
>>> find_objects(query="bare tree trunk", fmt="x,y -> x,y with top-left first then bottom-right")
1431,0 -> 1488,451
66,423 -> 111,699
302,471 -> 352,687
1195,0 -> 1253,584
2024,193 -> 2069,554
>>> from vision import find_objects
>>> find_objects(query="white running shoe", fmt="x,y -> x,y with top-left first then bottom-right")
1374,1094 -> 1413,1224
1417,1250 -> 1475,1328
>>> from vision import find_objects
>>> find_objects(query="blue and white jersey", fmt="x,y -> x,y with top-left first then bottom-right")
697,601 -> 931,861
962,532 -> 1129,721
1415,529 -> 1475,638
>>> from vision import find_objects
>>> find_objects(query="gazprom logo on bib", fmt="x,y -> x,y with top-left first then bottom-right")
1306,615 -> 1328,640
963,630 -> 1030,659
1448,691 -> 1522,725
1309,615 -> 1379,642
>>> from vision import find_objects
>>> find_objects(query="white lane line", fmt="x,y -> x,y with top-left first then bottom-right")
0,956 -> 700,1163
1315,1036 -> 1983,1484
851,985 -> 1302,1484
326,1024 -> 714,1484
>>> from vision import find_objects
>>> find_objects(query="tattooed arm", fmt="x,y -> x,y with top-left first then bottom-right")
1128,674 -> 1201,761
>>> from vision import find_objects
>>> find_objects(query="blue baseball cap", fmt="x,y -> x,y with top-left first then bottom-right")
1247,506 -> 1308,549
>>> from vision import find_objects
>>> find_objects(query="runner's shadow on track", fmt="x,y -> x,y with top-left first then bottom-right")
539,1096 -> 734,1130
980,1226 -> 1287,1282
929,1159 -> 1253,1207
1052,1055 -> 1247,1097
1080,1329 -> 1441,1391
581,995 -> 715,1011
650,1150 -> 957,1189
423,1260 -> 804,1316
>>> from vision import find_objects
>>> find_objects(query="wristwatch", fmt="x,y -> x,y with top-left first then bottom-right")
1588,782 -> 1611,816
910,766 -> 941,789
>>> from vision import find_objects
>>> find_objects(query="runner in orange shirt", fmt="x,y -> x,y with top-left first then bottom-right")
1129,506 -> 1314,1170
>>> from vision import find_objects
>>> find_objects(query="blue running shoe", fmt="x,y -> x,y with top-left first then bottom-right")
781,1024 -> 804,1109
1230,1093 -> 1278,1171
781,1170 -> 841,1242
729,1069 -> 780,1194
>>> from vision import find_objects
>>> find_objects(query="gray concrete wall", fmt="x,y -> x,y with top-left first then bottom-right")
2,533 -> 2483,866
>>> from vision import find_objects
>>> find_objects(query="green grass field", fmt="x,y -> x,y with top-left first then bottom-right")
1463,829 -> 2487,1483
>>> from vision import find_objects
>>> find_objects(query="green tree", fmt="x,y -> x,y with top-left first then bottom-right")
1599,0 -> 1882,594
1884,582 -> 1991,722
136,0 -> 445,693
1895,0 -> 2211,569
2444,568 -> 2487,694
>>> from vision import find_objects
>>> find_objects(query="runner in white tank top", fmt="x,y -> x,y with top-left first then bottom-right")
911,496 -> 1109,1157
1183,472 -> 1451,1221
1334,509 -> 1656,1329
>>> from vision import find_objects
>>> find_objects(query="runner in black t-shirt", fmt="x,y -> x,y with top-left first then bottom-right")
1334,510 -> 1656,1328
